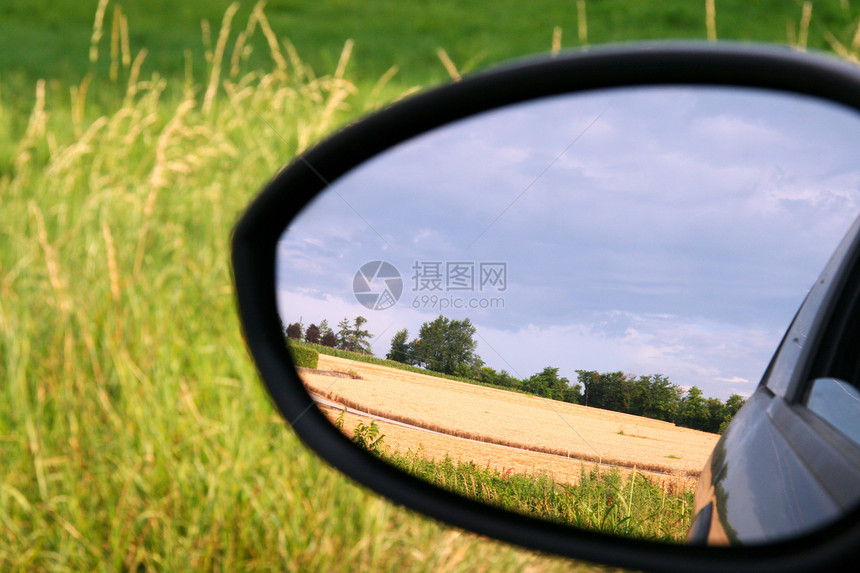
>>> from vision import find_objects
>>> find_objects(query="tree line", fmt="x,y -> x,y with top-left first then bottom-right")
283,316 -> 373,353
284,314 -> 746,434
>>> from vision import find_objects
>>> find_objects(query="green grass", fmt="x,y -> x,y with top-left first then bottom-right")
0,11 -> 596,570
385,449 -> 693,543
3,1 -> 860,109
3,1 -> 860,571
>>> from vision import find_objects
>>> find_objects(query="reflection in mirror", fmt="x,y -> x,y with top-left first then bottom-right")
276,87 -> 860,542
807,378 -> 860,448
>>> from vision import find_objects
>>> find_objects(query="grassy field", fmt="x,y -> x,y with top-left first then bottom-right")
382,448 -> 694,543
3,1 -> 860,89
2,1 -> 860,571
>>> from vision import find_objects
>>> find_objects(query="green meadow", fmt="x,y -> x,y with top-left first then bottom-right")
2,1 -> 859,571
382,448 -> 694,543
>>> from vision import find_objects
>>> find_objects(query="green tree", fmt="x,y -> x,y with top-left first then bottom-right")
629,374 -> 681,422
523,366 -> 573,401
350,316 -> 373,354
453,356 -> 484,380
580,371 -> 628,411
679,386 -> 709,431
478,366 -> 499,386
576,370 -> 600,407
336,318 -> 351,350
719,393 -> 747,433
320,330 -> 338,347
724,393 -> 746,417
285,322 -> 303,340
563,381 -> 583,404
336,316 -> 373,354
305,323 -> 320,344
386,328 -> 412,363
496,369 -> 521,389
411,315 -> 480,375
705,397 -> 727,433
318,319 -> 332,339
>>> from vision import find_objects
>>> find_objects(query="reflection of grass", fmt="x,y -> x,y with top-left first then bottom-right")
383,449 -> 694,543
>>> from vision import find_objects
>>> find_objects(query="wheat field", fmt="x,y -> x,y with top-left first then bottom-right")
301,355 -> 719,488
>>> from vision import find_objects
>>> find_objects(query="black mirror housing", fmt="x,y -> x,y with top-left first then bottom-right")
233,43 -> 860,572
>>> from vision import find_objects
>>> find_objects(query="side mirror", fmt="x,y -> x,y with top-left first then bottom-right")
233,44 -> 860,571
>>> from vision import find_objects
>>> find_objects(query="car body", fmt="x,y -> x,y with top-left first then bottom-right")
689,205 -> 860,546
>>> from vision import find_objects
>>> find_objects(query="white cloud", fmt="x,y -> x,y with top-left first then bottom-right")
715,376 -> 752,384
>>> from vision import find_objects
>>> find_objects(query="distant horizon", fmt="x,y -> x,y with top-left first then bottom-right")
282,313 -> 751,404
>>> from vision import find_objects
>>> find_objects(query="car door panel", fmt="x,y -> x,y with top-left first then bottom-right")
697,389 -> 841,545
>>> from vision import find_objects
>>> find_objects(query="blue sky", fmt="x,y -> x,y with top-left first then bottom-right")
277,86 -> 860,400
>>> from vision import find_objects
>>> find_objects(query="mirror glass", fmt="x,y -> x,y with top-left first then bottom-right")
276,86 -> 860,543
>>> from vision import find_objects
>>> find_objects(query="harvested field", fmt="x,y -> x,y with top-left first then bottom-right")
300,354 -> 719,488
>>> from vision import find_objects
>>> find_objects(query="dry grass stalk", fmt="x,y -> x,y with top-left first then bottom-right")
14,79 -> 48,174
70,74 -> 93,132
30,201 -> 70,315
134,96 -> 196,276
203,2 -> 240,116
389,85 -> 424,104
120,9 -> 131,67
124,49 -> 148,103
284,38 -> 309,84
851,19 -> 860,51
102,223 -> 121,303
47,116 -> 108,176
705,0 -> 716,41
201,19 -> 212,60
437,48 -> 461,81
229,30 -> 251,80
798,1 -> 813,50
89,0 -> 110,63
334,38 -> 354,81
552,26 -> 562,56
232,3 -> 265,75
368,65 -> 400,103
316,41 -> 359,131
254,1 -> 289,76
110,5 -> 122,80
577,0 -> 589,46
823,27 -> 860,64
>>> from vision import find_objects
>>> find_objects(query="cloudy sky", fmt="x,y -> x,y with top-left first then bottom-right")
276,86 -> 860,400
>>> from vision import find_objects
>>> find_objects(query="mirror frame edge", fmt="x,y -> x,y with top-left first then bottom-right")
232,43 -> 860,572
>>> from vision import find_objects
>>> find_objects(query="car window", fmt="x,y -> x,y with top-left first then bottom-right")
806,378 -> 860,448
